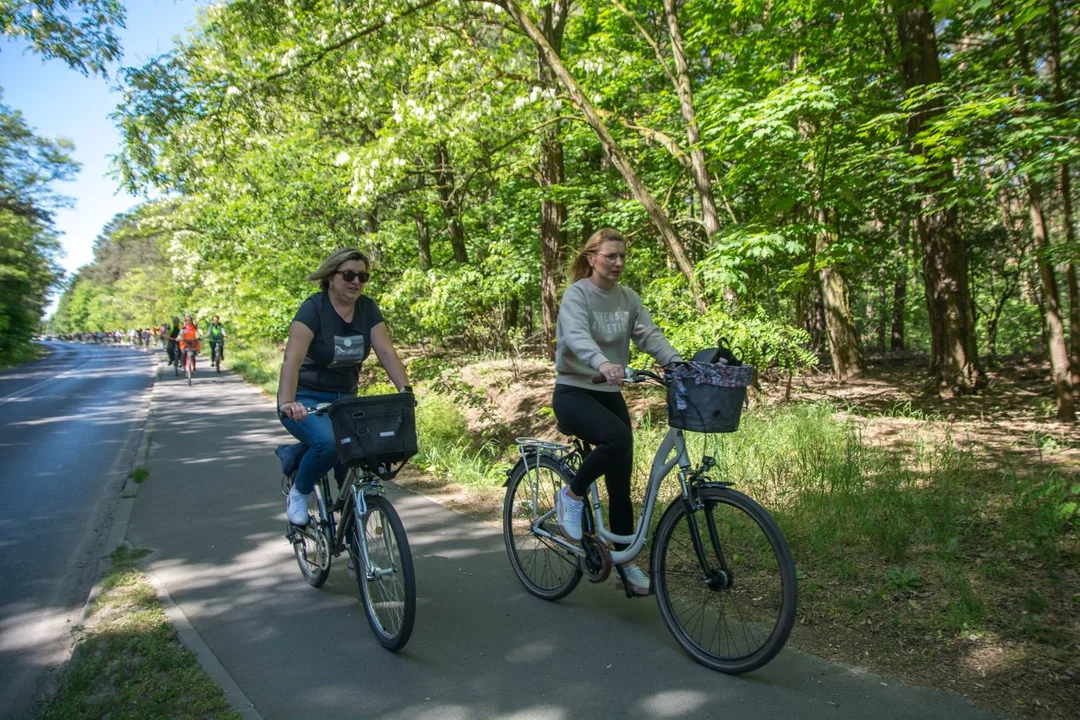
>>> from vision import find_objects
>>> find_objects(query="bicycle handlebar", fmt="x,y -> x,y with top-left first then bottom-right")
590,367 -> 665,385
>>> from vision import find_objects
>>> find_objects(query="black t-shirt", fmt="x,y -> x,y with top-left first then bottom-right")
293,290 -> 384,394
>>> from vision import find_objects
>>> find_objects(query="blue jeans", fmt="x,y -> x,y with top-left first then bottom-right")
279,389 -> 351,494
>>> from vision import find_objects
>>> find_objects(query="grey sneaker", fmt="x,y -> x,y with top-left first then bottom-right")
616,563 -> 651,596
555,487 -> 584,542
287,487 -> 310,525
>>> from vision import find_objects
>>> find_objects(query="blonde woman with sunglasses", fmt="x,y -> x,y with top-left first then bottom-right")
277,248 -> 411,525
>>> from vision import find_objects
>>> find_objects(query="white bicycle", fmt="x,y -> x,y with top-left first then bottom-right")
502,366 -> 797,674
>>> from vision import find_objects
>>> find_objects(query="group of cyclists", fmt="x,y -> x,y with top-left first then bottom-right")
164,314 -> 227,374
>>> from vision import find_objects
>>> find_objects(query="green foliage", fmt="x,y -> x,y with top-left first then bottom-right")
0,96 -> 68,362
1,0 -> 125,76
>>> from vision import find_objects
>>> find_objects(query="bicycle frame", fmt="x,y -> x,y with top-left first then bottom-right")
314,469 -> 396,582
524,426 -> 692,566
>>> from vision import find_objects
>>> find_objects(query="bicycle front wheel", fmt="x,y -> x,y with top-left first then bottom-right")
651,486 -> 796,674
503,455 -> 582,601
294,484 -> 332,587
351,494 -> 415,651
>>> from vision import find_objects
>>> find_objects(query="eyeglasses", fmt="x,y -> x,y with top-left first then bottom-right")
597,252 -> 626,263
336,269 -> 370,283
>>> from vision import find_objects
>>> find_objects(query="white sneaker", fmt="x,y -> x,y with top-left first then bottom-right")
616,564 -> 651,596
555,487 -> 583,542
287,487 -> 310,525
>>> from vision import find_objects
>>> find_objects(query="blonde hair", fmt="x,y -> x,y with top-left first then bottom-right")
570,228 -> 626,282
307,247 -> 371,291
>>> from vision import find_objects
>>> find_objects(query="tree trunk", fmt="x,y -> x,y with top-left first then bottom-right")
1028,181 -> 1075,421
661,0 -> 721,241
877,282 -> 887,352
1048,1 -> 1080,395
415,210 -> 431,270
894,2 -> 980,393
499,0 -> 706,312
817,212 -> 863,379
891,216 -> 909,350
538,2 -> 568,361
434,142 -> 468,263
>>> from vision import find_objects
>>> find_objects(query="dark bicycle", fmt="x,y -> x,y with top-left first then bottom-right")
211,340 -> 223,373
276,393 -> 418,651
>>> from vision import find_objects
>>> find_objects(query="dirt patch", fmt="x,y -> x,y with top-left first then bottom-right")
399,353 -> 1079,719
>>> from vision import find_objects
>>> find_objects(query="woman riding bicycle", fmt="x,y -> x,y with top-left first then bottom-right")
179,314 -> 201,371
553,228 -> 682,596
277,247 -> 411,526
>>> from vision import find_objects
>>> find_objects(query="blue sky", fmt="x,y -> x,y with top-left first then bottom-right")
2,0 -> 206,309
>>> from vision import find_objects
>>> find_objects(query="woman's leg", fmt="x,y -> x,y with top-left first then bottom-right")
553,386 -> 635,547
279,391 -> 339,494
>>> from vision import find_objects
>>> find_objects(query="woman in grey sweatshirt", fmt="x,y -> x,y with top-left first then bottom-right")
553,228 -> 682,596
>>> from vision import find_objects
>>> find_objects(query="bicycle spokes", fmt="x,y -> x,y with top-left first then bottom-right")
654,490 -> 794,673
503,456 -> 582,600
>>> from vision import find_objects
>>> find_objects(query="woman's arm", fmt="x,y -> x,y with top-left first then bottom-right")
278,321 -> 315,420
369,322 -> 409,391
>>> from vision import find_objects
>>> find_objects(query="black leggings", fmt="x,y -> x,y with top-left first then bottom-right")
552,384 -> 634,550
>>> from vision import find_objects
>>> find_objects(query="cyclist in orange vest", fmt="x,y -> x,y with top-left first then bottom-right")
179,314 -> 202,372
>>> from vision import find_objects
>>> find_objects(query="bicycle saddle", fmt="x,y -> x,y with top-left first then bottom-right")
275,443 -> 307,477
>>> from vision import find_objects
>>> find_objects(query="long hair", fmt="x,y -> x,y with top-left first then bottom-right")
307,247 -> 371,291
569,228 -> 626,282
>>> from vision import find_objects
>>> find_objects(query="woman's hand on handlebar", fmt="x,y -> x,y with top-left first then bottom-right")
597,362 -> 625,387
279,401 -> 307,421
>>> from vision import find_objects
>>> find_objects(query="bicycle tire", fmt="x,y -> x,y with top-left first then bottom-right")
294,483 -> 332,587
503,455 -> 582,601
651,486 -> 796,674
350,494 -> 415,651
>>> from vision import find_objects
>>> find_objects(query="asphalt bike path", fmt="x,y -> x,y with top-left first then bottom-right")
127,357 -> 1005,719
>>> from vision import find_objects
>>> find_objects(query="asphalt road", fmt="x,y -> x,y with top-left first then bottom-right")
127,358 -> 1005,720
0,342 -> 154,718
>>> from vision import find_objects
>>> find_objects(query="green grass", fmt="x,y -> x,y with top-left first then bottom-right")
227,341 -> 283,397
653,401 -> 1079,647
0,340 -> 46,369
128,466 -> 149,484
39,545 -> 240,720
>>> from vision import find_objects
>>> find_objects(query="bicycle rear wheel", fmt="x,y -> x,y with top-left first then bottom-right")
503,455 -> 582,601
293,483 -> 332,587
651,486 -> 796,674
351,494 -> 415,651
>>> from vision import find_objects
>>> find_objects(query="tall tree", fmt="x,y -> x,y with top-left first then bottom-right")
893,0 -> 982,393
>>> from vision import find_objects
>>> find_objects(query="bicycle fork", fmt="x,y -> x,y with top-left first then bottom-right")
679,471 -> 736,591
350,484 -> 397,581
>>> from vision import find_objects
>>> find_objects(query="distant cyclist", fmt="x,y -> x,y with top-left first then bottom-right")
166,316 -> 181,367
208,316 -> 226,365
179,314 -> 201,372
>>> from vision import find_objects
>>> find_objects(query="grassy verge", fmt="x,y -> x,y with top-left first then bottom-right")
227,341 -> 282,397
38,545 -> 240,720
0,340 -> 46,369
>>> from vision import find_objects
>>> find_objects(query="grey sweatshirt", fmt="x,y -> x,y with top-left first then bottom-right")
555,278 -> 682,391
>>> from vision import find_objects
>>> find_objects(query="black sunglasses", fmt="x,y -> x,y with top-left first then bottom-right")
336,269 -> 370,283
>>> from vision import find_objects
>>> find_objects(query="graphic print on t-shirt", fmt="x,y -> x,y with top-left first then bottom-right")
591,310 -> 630,341
330,334 -> 367,368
